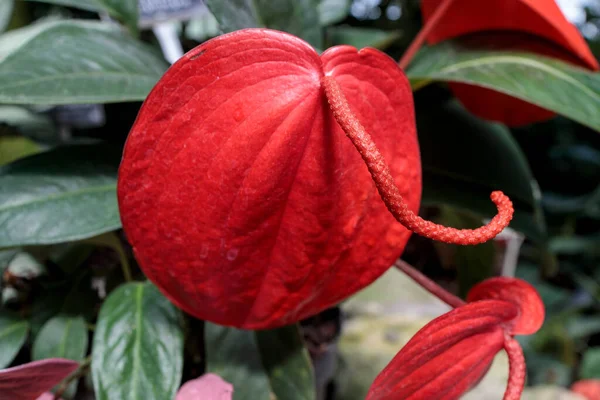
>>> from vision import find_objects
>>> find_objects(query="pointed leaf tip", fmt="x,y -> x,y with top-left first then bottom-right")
0,358 -> 78,400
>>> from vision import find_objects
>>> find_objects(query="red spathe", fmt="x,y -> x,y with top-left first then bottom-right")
421,0 -> 599,126
118,29 -> 421,329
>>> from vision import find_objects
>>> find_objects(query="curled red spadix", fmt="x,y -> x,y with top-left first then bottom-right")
367,268 -> 545,400
416,0 -> 599,126
118,29 -> 513,329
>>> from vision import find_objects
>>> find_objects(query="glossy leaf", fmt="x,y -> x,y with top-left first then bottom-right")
326,26 -> 400,50
118,29 -> 420,329
0,311 -> 29,369
256,325 -> 316,400
176,374 -> 233,400
92,282 -> 184,400
0,358 -> 78,400
407,41 -> 600,132
0,20 -> 167,105
0,144 -> 121,248
204,0 -> 323,48
0,0 -> 13,33
416,100 -> 545,242
205,323 -> 271,400
318,0 -> 350,25
25,0 -> 138,32
32,315 -> 88,362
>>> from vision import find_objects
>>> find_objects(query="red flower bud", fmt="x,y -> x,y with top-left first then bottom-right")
118,29 -> 513,329
366,276 -> 544,400
419,0 -> 599,126
572,380 -> 600,400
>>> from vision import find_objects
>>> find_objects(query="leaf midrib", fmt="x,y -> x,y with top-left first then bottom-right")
0,183 -> 116,213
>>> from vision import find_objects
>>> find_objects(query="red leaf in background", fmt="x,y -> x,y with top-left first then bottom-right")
366,276 -> 544,400
572,380 -> 600,400
420,0 -> 599,126
176,374 -> 233,400
0,359 -> 78,400
118,28 -> 422,329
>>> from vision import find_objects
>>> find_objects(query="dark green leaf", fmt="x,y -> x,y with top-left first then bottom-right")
580,348 -> 600,379
0,144 -> 121,248
205,0 -> 322,49
205,323 -> 316,400
0,0 -> 13,33
318,0 -> 349,25
549,235 -> 600,256
92,282 -> 184,400
256,325 -> 316,400
0,20 -> 167,105
326,26 -> 400,50
416,100 -> 546,242
205,323 -> 271,400
25,0 -> 138,32
407,41 -> 600,132
32,314 -> 88,361
0,310 -> 29,368
30,287 -> 67,338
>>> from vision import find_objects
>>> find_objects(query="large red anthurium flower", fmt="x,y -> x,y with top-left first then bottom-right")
367,263 -> 545,400
118,29 -> 513,329
419,0 -> 600,126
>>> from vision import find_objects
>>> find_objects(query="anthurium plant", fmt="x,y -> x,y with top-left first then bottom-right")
1,1 -> 600,399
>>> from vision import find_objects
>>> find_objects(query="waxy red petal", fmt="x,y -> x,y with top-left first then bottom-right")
467,277 -> 545,335
0,359 -> 78,400
421,0 -> 599,126
118,29 -> 421,329
422,0 -> 598,69
366,300 -> 518,400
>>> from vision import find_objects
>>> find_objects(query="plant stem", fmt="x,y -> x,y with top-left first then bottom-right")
53,356 -> 92,400
503,334 -> 526,400
395,260 -> 465,308
398,0 -> 456,69
322,76 -> 514,245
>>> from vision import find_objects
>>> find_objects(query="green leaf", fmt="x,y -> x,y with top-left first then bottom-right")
580,347 -> 600,379
205,0 -> 323,49
256,325 -> 316,400
0,144 -> 121,248
25,0 -> 138,32
32,314 -> 88,361
0,0 -> 14,33
326,26 -> 400,50
0,20 -> 167,105
416,100 -> 546,242
92,282 -> 184,400
407,41 -> 600,132
205,323 -> 316,400
0,310 -> 29,368
32,314 -> 87,399
318,0 -> 349,26
0,136 -> 41,166
205,323 -> 271,400
0,106 -> 57,142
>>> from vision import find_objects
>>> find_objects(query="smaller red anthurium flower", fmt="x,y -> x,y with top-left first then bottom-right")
572,380 -> 600,400
412,0 -> 600,126
366,261 -> 545,400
